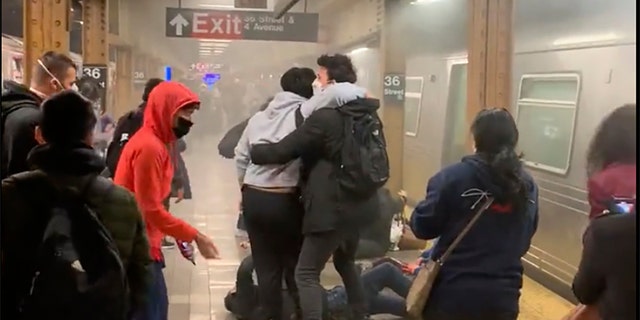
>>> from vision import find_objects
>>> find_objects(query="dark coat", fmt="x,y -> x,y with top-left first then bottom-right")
572,213 -> 637,320
1,81 -> 43,179
218,118 -> 249,159
1,144 -> 151,318
249,99 -> 381,234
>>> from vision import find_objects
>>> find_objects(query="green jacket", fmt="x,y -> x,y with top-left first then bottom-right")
0,144 -> 151,317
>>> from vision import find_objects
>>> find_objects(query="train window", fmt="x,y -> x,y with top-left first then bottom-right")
516,73 -> 580,174
404,77 -> 424,137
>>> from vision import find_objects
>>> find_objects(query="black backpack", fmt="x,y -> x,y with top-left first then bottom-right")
336,103 -> 390,198
12,171 -> 129,320
104,109 -> 144,178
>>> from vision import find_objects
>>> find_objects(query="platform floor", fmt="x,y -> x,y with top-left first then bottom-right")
163,139 -> 574,320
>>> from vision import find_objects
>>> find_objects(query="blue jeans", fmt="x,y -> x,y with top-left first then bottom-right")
134,261 -> 168,320
362,262 -> 412,316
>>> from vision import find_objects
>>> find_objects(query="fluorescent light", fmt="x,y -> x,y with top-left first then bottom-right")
199,4 -> 234,9
199,42 -> 229,47
411,0 -> 444,4
553,32 -> 620,46
199,39 -> 232,43
349,47 -> 369,55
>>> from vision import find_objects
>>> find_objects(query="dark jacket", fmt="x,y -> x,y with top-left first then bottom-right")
410,154 -> 538,315
250,99 -> 381,234
355,188 -> 404,259
219,118 -> 250,159
1,80 -> 43,179
218,98 -> 273,159
572,213 -> 637,320
587,163 -> 636,219
1,144 -> 151,316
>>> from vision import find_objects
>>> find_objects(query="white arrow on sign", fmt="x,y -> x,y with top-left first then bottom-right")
170,14 -> 189,36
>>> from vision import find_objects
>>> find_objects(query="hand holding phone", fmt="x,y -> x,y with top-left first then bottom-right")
177,240 -> 196,265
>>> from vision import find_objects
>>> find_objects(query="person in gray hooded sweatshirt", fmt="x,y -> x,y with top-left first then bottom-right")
234,67 -> 317,320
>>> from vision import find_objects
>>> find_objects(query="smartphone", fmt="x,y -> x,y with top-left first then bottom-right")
607,197 -> 635,215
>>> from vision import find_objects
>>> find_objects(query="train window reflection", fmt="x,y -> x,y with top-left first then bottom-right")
516,73 -> 580,175
404,77 -> 424,137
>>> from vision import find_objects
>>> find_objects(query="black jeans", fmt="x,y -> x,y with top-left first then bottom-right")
296,229 -> 366,320
242,187 -> 303,320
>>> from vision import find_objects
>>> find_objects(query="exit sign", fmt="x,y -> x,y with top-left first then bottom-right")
235,0 -> 267,9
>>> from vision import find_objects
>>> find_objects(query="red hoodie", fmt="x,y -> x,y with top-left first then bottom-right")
114,81 -> 199,261
587,163 -> 636,219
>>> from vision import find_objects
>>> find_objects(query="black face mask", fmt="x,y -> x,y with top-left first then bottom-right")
173,117 -> 193,139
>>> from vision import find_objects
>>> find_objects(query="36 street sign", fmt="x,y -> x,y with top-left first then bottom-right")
82,64 -> 108,109
383,73 -> 405,104
165,7 -> 319,43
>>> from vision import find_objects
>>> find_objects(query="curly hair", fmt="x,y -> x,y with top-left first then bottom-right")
316,54 -> 357,83
586,104 -> 636,176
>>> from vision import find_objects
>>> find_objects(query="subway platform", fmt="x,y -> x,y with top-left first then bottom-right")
162,141 -> 575,320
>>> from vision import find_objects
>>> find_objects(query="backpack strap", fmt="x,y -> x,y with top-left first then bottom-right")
436,196 -> 494,265
295,106 -> 304,128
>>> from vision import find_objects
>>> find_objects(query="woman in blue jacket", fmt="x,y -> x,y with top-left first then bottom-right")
410,108 -> 539,320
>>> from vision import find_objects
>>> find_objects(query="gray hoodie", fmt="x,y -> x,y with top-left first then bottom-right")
300,82 -> 367,118
235,84 -> 366,188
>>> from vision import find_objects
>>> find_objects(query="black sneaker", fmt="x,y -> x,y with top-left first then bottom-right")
162,237 -> 176,249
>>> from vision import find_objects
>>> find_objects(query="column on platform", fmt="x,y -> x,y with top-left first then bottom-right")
23,0 -> 71,84
115,46 -> 133,118
379,0 -> 407,193
82,0 -> 110,112
465,0 -> 513,149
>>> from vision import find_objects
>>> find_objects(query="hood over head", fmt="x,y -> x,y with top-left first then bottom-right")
143,81 -> 200,143
2,80 -> 43,105
264,91 -> 307,118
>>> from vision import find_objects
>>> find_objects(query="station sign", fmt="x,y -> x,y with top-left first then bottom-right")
383,73 -> 406,104
82,64 -> 108,110
165,7 -> 319,43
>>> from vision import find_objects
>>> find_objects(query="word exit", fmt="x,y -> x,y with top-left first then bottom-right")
165,7 -> 319,43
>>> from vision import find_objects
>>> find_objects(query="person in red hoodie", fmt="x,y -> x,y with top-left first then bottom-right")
586,104 -> 636,219
114,81 -> 220,320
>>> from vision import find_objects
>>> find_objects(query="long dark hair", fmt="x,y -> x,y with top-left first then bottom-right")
471,108 -> 527,208
586,104 -> 636,177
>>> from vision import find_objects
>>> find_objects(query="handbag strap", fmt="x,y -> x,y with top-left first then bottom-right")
436,196 -> 495,265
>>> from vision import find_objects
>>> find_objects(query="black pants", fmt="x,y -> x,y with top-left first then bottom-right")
296,230 -> 366,320
242,187 -> 303,320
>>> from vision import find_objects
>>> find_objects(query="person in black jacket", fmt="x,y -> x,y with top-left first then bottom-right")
250,55 -> 375,320
572,212 -> 637,320
250,100 -> 379,320
1,51 -> 77,179
217,97 -> 273,159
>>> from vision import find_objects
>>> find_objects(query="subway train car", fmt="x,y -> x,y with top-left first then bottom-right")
1,33 -> 84,86
398,0 -> 635,301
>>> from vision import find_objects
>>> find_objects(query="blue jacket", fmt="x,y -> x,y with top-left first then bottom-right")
410,154 -> 538,314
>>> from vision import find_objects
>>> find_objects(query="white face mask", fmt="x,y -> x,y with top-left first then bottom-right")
312,79 -> 323,96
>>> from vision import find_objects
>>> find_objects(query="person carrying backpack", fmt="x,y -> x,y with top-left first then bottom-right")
105,78 -> 163,178
249,54 -> 385,320
2,51 -> 78,179
1,90 -> 151,320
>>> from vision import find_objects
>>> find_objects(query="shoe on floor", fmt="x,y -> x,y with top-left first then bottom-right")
162,238 -> 176,249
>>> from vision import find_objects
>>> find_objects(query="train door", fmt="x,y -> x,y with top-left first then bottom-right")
441,59 -> 468,167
